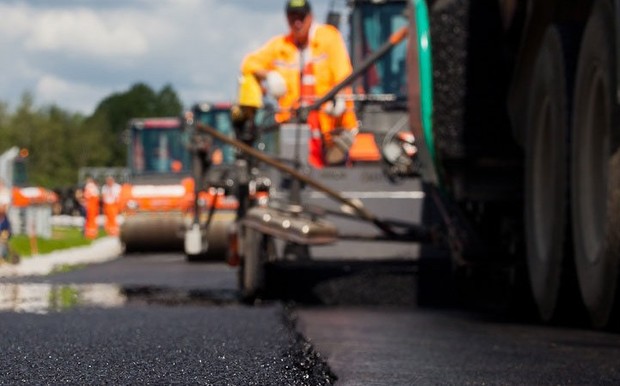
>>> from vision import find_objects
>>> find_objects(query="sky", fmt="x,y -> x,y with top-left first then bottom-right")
0,0 -> 333,115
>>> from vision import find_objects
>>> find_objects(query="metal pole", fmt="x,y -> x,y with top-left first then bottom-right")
289,44 -> 305,206
195,122 -> 397,236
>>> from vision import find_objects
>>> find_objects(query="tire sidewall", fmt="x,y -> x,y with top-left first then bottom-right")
572,0 -> 620,327
524,26 -> 569,320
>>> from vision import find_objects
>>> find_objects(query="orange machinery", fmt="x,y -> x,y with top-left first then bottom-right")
12,187 -> 58,209
119,115 -> 238,257
10,186 -> 58,248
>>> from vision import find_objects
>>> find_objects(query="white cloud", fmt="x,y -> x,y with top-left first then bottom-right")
0,3 -> 150,58
25,8 -> 148,58
0,0 -> 330,115
35,75 -> 108,114
0,4 -> 30,38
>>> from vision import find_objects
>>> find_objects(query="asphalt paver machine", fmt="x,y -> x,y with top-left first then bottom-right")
188,0 -> 436,301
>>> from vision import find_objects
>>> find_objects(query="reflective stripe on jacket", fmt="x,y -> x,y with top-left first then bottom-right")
241,22 -> 358,145
102,183 -> 121,205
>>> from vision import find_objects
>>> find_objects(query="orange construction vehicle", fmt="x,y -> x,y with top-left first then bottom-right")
119,114 -> 237,259
11,187 -> 58,209
0,146 -> 58,247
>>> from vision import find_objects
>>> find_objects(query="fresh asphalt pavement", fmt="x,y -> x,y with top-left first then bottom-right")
0,249 -> 336,385
2,249 -> 620,385
1,172 -> 620,384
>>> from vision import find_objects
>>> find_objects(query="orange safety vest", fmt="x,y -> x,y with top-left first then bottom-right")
101,183 -> 120,205
300,61 -> 324,168
241,22 -> 358,164
101,183 -> 121,236
83,181 -> 100,239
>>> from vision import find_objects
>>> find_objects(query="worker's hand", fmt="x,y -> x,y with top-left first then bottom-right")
264,71 -> 287,98
323,96 -> 347,117
254,70 -> 269,80
325,128 -> 358,165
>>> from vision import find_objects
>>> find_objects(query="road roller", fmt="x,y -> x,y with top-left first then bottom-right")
119,114 -> 237,259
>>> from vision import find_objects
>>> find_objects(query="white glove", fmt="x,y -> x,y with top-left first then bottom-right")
324,96 -> 346,117
265,71 -> 287,98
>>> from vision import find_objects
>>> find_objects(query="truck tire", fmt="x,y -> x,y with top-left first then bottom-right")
571,0 -> 620,328
524,26 -> 576,322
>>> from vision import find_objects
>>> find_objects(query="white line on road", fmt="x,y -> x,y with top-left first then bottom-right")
308,191 -> 425,199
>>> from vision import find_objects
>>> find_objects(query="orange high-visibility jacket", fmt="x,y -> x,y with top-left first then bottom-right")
83,181 -> 100,239
101,183 -> 121,206
241,22 -> 358,145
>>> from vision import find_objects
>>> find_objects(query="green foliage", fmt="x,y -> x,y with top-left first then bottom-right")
0,83 -> 184,188
49,264 -> 87,276
89,82 -> 184,165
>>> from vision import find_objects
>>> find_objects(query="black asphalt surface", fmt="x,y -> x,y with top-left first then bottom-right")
296,307 -> 620,385
0,255 -> 334,385
2,252 -> 620,385
0,305 -> 332,385
2,171 -> 620,384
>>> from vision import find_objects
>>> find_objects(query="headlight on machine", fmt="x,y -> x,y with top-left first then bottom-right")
126,200 -> 139,210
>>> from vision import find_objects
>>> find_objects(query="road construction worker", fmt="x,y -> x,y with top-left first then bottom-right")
101,175 -> 121,236
83,176 -> 100,239
239,0 -> 358,168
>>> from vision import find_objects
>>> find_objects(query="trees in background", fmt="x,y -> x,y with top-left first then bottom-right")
0,83 -> 184,188
88,83 -> 184,164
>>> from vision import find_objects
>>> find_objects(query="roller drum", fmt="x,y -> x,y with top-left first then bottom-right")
121,212 -> 185,252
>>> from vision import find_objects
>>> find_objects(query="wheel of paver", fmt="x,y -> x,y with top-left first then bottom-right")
239,228 -> 266,302
571,0 -> 620,328
524,26 -> 574,322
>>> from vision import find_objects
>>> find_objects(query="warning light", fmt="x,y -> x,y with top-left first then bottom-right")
19,148 -> 29,158
171,160 -> 182,172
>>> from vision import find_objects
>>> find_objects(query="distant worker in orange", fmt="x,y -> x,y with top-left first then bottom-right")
101,175 -> 121,236
83,176 -> 100,239
239,0 -> 358,168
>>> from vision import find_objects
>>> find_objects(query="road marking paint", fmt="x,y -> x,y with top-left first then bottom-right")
275,191 -> 425,199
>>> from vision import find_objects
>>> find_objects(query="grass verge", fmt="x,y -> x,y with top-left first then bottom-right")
49,263 -> 88,275
8,227 -> 106,258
